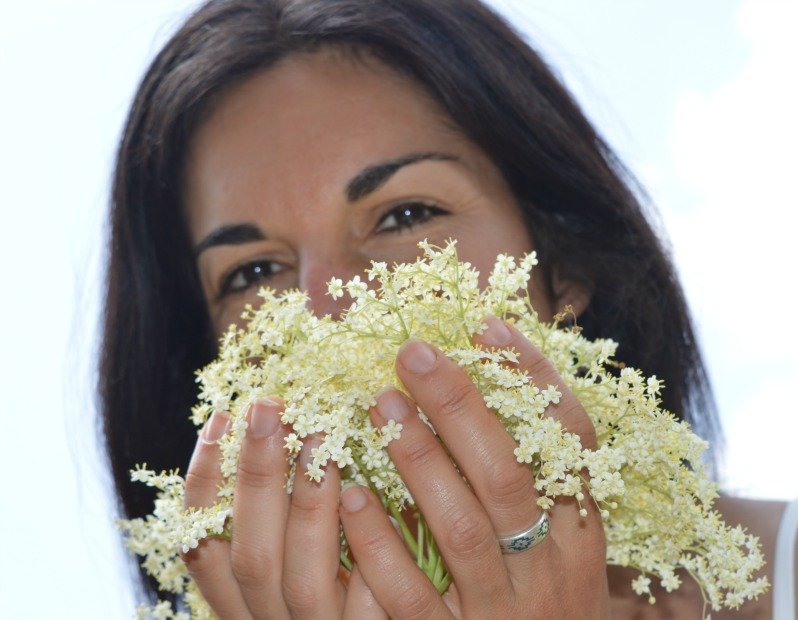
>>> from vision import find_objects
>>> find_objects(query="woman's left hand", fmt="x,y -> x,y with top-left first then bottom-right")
338,317 -> 610,619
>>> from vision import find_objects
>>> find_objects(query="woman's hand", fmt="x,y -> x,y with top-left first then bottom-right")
183,403 -> 387,619
182,316 -> 608,619
339,317 -> 610,619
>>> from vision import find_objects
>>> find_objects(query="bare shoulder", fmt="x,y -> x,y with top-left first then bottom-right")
608,495 -> 790,619
714,494 -> 787,544
714,494 -> 793,619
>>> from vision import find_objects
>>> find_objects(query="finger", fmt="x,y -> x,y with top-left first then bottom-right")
230,398 -> 291,619
371,387 -> 514,612
396,335 -> 542,538
475,319 -> 606,571
340,485 -> 453,620
475,317 -> 597,450
282,437 -> 345,619
343,564 -> 389,620
183,412 -> 253,619
184,411 -> 230,509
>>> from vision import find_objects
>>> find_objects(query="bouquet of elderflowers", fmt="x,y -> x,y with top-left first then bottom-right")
119,240 -> 768,619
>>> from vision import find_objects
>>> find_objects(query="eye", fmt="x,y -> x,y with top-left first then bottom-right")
374,200 -> 448,233
219,259 -> 285,296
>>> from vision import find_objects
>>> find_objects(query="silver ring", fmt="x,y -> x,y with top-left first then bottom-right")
497,511 -> 550,554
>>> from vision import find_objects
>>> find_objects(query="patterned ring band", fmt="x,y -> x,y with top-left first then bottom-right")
497,510 -> 550,554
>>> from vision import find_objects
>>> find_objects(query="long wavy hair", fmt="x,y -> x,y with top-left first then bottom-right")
100,0 -> 719,600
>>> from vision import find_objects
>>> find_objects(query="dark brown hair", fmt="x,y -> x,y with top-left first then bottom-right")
101,0 -> 719,600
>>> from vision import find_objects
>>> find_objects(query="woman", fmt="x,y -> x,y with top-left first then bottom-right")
101,0 -> 794,617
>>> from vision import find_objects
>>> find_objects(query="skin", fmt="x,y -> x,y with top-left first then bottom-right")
181,50 -> 788,618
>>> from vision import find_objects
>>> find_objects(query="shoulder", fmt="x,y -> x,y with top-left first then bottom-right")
608,495 -> 791,619
715,495 -> 793,619
714,494 -> 787,535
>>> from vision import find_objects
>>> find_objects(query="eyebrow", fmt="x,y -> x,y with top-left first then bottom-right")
195,152 -> 458,255
195,222 -> 265,256
346,151 -> 458,202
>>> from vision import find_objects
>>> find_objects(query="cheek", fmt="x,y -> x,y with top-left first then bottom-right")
211,289 -> 266,336
213,310 -> 243,338
528,272 -> 555,322
451,228 -> 554,321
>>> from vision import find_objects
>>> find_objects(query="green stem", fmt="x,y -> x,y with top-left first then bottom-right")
388,503 -> 419,557
416,515 -> 424,567
347,502 -> 452,596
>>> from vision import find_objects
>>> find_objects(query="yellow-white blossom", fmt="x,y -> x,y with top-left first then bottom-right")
119,240 -> 767,618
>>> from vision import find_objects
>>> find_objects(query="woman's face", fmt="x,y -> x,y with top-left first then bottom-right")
184,51 -> 556,333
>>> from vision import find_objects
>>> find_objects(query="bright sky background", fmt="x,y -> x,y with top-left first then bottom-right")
1,1 -> 796,618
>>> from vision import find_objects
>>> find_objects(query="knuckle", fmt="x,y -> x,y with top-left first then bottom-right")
282,572 -> 320,614
485,460 -> 534,508
526,350 -> 554,379
182,539 -> 223,583
229,540 -> 274,590
390,578 -> 440,619
578,419 -> 598,451
356,529 -> 391,562
435,380 -> 478,419
398,435 -> 439,470
289,491 -> 329,523
236,458 -> 277,490
444,509 -> 494,559
557,401 -> 597,449
574,410 -> 598,447
184,469 -> 220,498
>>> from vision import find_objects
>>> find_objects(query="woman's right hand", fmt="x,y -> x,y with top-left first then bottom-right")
183,400 -> 387,619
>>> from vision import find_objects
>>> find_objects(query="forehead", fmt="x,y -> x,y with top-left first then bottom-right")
182,50 -> 500,241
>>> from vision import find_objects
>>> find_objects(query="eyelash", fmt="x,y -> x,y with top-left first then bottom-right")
374,200 -> 448,233
218,259 -> 285,297
218,200 -> 448,297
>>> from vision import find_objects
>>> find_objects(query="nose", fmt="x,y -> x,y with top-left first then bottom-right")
298,251 -> 369,320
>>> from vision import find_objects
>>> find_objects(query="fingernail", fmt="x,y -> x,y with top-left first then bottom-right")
399,340 -> 437,374
299,437 -> 321,468
340,485 -> 368,512
202,412 -> 229,444
249,398 -> 281,438
376,388 -> 410,422
481,316 -> 512,346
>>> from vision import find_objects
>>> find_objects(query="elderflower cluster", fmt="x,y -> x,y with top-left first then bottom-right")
119,240 -> 767,618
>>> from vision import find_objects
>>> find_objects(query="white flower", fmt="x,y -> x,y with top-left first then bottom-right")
284,432 -> 302,453
632,575 -> 652,596
120,240 -> 768,618
345,275 -> 368,298
380,420 -> 403,443
327,277 -> 344,300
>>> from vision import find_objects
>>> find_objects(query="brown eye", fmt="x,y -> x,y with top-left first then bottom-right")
220,259 -> 285,296
375,201 -> 448,233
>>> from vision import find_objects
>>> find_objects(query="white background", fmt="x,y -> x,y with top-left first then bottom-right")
1,1 -> 796,617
